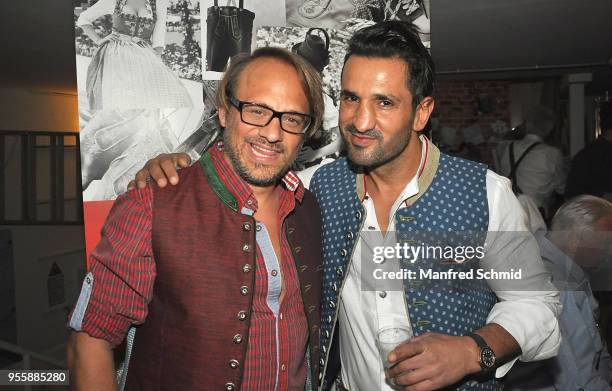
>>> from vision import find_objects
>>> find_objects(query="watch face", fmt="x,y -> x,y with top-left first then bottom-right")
481,348 -> 496,368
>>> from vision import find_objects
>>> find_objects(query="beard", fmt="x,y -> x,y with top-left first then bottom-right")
342,123 -> 412,170
223,130 -> 299,187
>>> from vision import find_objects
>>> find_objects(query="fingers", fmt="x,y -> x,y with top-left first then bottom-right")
392,361 -> 436,388
175,153 -> 191,168
147,157 -> 168,187
388,339 -> 423,366
130,153 -> 191,191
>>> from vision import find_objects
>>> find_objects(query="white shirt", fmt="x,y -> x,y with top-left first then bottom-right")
337,137 -> 562,390
495,134 -> 565,210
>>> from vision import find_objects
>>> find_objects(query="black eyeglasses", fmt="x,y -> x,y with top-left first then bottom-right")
228,95 -> 312,135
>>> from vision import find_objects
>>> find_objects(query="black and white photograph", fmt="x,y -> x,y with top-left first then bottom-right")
200,0 -> 288,79
285,0 -> 430,48
74,0 -> 207,201
256,25 -> 348,175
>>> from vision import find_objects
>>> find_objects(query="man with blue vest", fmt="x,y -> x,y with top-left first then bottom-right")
130,21 -> 561,391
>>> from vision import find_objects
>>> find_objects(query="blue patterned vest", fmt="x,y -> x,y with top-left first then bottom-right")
309,142 -> 501,390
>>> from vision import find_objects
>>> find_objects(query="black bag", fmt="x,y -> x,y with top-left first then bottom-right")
206,0 -> 255,72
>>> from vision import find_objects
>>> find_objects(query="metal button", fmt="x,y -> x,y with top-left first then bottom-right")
271,269 -> 278,277
322,344 -> 327,353
329,300 -> 336,309
242,222 -> 251,231
294,246 -> 302,253
281,363 -> 286,371
225,383 -> 235,391
379,291 -> 387,298
237,310 -> 247,321
229,359 -> 240,369
325,330 -> 330,338
256,224 -> 262,232
332,283 -> 338,292
319,372 -> 323,381
340,248 -> 348,257
243,264 -> 252,273
327,315 -> 332,323
242,244 -> 251,252
240,286 -> 249,296
233,334 -> 243,344
86,277 -> 92,284
287,227 -> 295,235
336,267 -> 343,277
246,199 -> 253,205
346,232 -> 354,240
320,358 -> 325,366
356,211 -> 362,219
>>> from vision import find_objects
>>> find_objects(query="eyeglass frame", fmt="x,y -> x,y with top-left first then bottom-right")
228,94 -> 313,135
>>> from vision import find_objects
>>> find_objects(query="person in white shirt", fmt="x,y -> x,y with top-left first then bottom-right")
495,107 -> 566,218
129,21 -> 561,391
505,195 -> 612,390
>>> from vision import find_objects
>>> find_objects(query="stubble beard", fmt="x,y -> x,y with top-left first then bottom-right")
343,124 -> 412,170
223,130 -> 298,187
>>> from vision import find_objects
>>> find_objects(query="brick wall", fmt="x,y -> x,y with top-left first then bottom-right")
434,80 -> 511,130
432,80 -> 512,166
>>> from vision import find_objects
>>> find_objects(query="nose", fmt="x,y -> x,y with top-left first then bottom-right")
351,101 -> 376,133
258,116 -> 283,143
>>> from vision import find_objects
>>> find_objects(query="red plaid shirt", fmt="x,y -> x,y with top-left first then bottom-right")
71,141 -> 309,390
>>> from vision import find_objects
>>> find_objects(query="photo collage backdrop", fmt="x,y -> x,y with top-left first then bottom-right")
73,0 -> 431,257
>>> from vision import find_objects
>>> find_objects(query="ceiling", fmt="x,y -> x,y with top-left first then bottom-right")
0,0 -> 611,94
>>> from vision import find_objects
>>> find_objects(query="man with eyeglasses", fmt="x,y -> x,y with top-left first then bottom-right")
67,47 -> 326,391
126,21 -> 562,391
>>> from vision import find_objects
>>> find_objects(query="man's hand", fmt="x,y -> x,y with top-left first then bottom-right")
127,153 -> 191,191
385,332 -> 481,391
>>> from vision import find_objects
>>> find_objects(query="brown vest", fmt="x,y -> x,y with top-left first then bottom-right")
126,155 -> 322,390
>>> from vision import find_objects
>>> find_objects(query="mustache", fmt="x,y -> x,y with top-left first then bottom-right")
344,124 -> 383,139
245,136 -> 285,153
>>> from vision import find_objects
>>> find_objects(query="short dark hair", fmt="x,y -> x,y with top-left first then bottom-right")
345,21 -> 435,109
217,47 -> 325,139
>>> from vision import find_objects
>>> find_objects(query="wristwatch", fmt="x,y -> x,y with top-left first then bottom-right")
467,333 -> 496,371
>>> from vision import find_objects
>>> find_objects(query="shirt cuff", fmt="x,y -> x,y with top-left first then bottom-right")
486,299 -> 562,377
70,300 -> 132,348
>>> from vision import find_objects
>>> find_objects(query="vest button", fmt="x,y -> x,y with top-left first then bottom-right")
242,264 -> 252,273
240,286 -> 249,296
379,291 -> 387,298
356,211 -> 362,219
229,359 -> 240,369
242,244 -> 251,252
332,282 -> 338,292
339,249 -> 347,257
242,222 -> 251,231
233,334 -> 243,344
336,267 -> 343,277
329,301 -> 336,309
346,232 -> 354,240
237,311 -> 247,321
225,383 -> 235,391
325,330 -> 330,338
320,357 -> 325,366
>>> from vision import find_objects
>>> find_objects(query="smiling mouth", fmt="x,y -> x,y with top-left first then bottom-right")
249,142 -> 281,159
